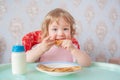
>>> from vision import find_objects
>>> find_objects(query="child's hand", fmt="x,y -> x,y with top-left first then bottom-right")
40,36 -> 55,53
61,39 -> 75,51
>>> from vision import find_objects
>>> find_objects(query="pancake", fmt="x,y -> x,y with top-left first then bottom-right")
55,40 -> 63,46
38,64 -> 81,72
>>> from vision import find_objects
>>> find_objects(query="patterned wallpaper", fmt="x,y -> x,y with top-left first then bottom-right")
0,0 -> 120,64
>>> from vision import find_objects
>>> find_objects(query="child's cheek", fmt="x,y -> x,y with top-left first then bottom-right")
66,33 -> 72,39
49,32 -> 56,37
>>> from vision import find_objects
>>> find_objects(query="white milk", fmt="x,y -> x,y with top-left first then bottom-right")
11,45 -> 26,75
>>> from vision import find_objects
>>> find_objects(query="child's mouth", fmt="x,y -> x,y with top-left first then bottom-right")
55,40 -> 63,46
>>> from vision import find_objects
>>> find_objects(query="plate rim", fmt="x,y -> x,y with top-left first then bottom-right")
36,62 -> 81,76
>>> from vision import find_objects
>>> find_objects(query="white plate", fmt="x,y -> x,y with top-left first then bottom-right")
36,62 -> 81,76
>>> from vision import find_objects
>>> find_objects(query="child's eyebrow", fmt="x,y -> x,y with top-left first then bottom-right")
63,25 -> 70,27
51,26 -> 58,28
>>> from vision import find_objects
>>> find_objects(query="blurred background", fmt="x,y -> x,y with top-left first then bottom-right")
0,0 -> 120,64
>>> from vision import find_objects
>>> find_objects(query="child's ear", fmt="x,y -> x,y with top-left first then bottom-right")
72,28 -> 76,34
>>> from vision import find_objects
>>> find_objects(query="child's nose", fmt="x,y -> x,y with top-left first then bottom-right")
58,30 -> 64,35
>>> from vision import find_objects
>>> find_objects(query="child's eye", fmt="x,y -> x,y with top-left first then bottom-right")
64,28 -> 69,31
52,28 -> 57,31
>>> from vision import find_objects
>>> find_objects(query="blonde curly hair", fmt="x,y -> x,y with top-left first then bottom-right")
41,8 -> 76,40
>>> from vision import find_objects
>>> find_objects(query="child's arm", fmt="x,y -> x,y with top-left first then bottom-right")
25,43 -> 46,62
61,40 -> 91,66
26,36 -> 55,62
70,48 -> 91,67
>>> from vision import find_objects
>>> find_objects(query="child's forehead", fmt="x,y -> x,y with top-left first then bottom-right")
50,17 -> 70,25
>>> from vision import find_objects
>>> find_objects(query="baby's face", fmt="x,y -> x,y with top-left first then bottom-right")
48,17 -> 72,40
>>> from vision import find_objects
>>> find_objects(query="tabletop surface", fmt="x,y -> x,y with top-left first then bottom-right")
0,62 -> 120,80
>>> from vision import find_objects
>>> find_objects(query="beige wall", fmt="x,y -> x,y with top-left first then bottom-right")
0,0 -> 120,64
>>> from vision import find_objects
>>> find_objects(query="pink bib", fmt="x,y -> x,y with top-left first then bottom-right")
40,45 -> 73,62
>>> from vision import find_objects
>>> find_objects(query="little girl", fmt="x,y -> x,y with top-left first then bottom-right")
22,8 -> 91,66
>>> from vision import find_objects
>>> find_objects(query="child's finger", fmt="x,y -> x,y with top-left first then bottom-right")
44,36 -> 51,41
61,40 -> 72,48
50,35 -> 56,40
61,40 -> 67,46
47,40 -> 55,46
